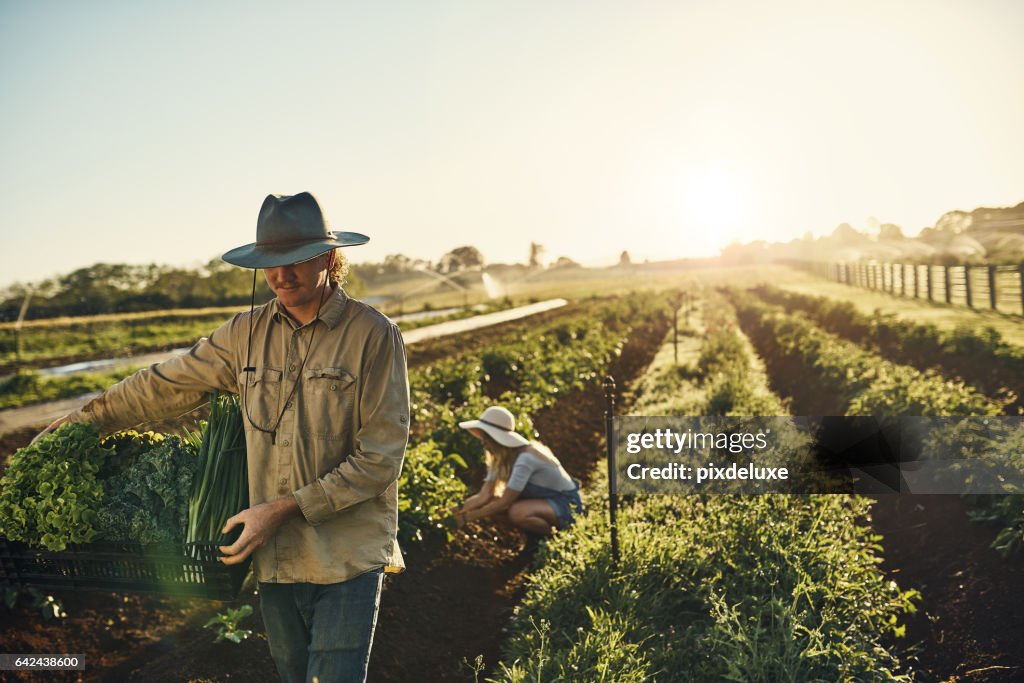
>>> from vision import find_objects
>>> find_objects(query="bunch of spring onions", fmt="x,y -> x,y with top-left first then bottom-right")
187,392 -> 249,545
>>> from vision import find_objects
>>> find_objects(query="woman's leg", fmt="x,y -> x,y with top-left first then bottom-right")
508,499 -> 559,536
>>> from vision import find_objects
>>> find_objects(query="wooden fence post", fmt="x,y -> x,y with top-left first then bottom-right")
945,266 -> 952,304
988,266 -> 997,311
926,266 -> 933,302
1019,264 -> 1024,315
965,266 -> 973,309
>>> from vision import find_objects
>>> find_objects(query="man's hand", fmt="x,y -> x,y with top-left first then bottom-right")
218,496 -> 302,565
31,415 -> 74,444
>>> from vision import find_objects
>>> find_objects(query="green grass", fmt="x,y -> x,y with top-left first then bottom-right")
775,278 -> 1024,349
0,367 -> 143,410
1,313 -> 236,370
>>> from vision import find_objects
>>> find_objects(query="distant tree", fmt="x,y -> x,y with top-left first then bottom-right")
935,210 -> 972,234
830,223 -> 864,244
618,250 -> 632,266
552,256 -> 580,269
720,241 -> 768,265
528,242 -> 544,268
438,246 -> 484,274
382,254 -> 413,274
878,223 -> 905,240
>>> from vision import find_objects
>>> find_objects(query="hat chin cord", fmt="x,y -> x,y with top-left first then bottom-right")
240,266 -> 329,445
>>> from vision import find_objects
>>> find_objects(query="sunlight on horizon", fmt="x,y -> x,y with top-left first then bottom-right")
674,166 -> 754,257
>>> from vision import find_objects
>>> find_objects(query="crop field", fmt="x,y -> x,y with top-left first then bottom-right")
0,265 -> 1022,682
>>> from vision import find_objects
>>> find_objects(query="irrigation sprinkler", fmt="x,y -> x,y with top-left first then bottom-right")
602,375 -> 620,567
670,290 -> 684,365
14,287 -> 33,366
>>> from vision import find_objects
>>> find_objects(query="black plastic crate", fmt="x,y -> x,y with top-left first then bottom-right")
0,539 -> 250,600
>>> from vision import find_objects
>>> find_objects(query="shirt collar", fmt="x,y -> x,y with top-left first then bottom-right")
270,285 -> 349,330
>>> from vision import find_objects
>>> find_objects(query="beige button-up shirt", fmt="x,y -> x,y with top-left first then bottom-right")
68,286 -> 409,584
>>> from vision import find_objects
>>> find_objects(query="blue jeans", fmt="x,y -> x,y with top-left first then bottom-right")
259,568 -> 384,683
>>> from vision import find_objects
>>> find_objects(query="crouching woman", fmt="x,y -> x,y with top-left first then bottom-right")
450,406 -> 584,537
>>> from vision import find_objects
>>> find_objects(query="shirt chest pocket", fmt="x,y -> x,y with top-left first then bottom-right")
300,367 -> 356,442
237,367 -> 283,429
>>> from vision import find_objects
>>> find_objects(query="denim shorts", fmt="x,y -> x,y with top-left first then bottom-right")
520,479 -> 585,529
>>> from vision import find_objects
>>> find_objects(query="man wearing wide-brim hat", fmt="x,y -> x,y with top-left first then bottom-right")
40,192 -> 410,683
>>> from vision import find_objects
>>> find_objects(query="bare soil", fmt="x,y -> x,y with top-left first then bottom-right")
872,495 -> 1024,682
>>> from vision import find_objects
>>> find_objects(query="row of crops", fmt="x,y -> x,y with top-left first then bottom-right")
491,295 -> 919,681
748,284 -> 1024,409
0,295 -> 667,563
398,294 -> 666,543
728,288 -> 1024,556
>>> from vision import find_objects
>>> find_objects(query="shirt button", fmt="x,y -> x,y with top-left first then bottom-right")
289,364 -> 297,372
280,477 -> 288,485
330,384 -> 337,391
282,439 -> 290,446
286,400 -> 294,409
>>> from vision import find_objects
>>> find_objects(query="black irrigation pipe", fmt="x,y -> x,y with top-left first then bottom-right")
603,375 -> 619,567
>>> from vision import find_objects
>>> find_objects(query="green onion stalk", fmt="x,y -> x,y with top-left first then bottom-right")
187,392 -> 248,546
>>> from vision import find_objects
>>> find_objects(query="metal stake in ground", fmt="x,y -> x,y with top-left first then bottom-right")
603,375 -> 620,567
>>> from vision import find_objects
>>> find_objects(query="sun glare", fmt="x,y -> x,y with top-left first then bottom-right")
683,167 -> 747,231
674,166 -> 752,256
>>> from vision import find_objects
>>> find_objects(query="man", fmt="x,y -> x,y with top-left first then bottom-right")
37,192 -> 410,683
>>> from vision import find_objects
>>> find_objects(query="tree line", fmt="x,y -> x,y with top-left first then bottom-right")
0,241 -> 592,322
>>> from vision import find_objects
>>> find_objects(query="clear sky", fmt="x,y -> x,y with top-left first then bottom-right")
2,0 -> 1022,288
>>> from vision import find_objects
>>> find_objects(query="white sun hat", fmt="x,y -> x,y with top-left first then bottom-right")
459,406 -> 531,448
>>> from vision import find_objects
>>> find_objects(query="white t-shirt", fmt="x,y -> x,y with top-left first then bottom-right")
487,448 -> 576,493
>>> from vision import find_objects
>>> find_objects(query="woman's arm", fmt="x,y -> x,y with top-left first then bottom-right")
460,486 -> 522,526
459,479 -> 496,512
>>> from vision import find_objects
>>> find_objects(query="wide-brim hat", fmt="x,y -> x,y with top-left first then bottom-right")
222,192 -> 369,269
459,406 -> 531,449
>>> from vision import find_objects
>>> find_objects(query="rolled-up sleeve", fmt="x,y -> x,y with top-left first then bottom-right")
67,317 -> 240,434
293,322 -> 410,526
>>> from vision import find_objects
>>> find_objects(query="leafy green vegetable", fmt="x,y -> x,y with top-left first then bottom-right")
397,441 -> 467,543
0,422 -> 110,551
95,431 -> 199,544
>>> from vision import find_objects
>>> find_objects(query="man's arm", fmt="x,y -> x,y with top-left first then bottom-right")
37,316 -> 241,439
293,322 -> 411,526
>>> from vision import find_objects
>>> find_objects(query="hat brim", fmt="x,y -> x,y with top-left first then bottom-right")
222,232 -> 369,269
459,419 -> 531,448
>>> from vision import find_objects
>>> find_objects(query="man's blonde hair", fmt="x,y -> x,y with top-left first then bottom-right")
327,248 -> 349,286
